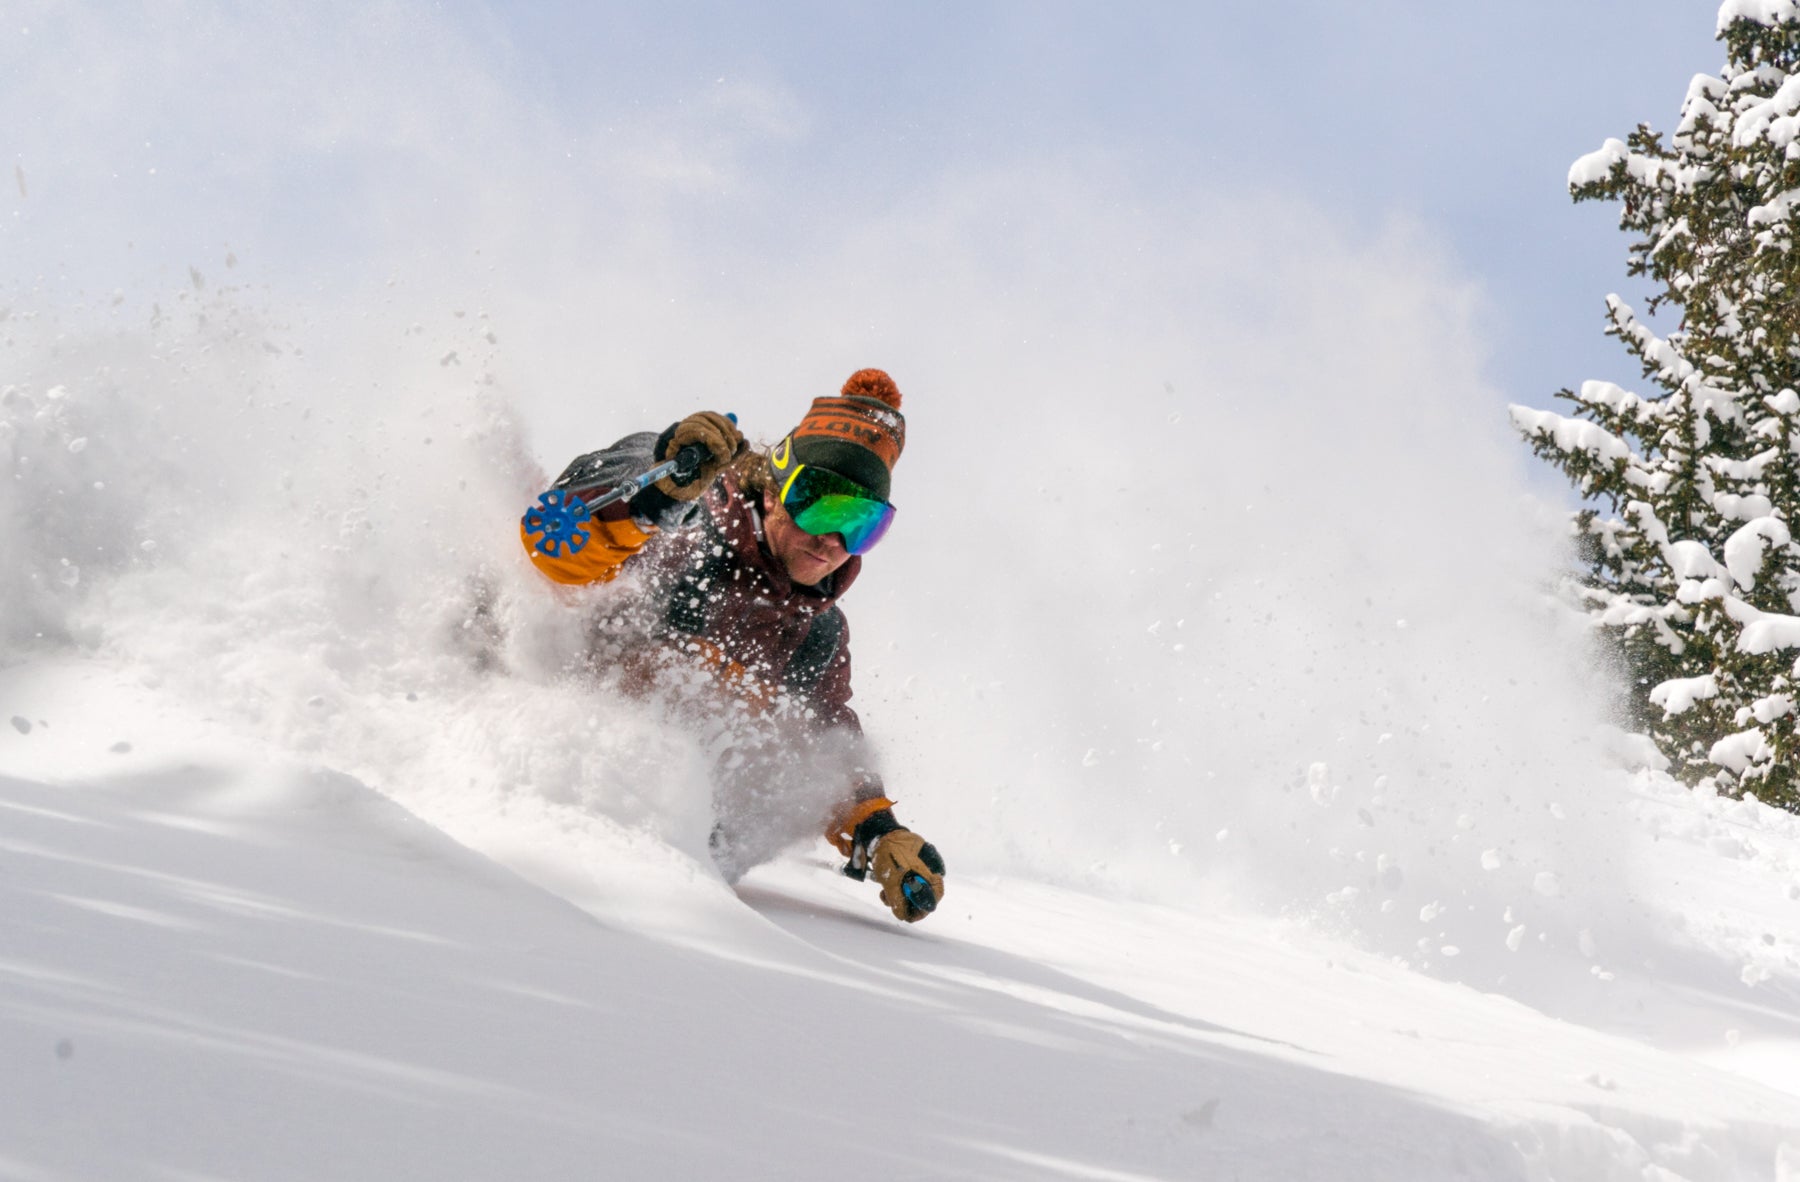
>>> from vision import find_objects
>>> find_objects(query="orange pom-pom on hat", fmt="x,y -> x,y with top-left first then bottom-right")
840,368 -> 902,410
776,368 -> 907,501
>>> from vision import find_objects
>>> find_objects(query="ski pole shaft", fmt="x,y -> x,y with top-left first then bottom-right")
565,448 -> 697,511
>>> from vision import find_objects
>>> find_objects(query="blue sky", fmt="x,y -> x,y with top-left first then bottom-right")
438,0 -> 1722,407
3,2 -> 1729,434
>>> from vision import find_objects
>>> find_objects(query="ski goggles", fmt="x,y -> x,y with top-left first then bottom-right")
777,464 -> 896,555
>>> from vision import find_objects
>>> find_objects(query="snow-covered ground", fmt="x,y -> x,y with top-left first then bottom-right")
2,657 -> 1798,1181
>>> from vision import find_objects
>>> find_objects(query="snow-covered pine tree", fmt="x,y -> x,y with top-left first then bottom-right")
1514,0 -> 1800,811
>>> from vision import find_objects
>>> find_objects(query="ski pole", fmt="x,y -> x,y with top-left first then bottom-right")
522,415 -> 736,559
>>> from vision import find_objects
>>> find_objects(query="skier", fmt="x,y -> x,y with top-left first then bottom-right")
519,369 -> 945,922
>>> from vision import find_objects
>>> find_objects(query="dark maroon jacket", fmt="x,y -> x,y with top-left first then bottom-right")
635,470 -> 863,733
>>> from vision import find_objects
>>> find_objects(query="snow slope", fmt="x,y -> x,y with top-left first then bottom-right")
3,659 -> 1799,1181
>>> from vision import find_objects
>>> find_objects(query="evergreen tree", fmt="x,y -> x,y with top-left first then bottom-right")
1515,0 -> 1800,811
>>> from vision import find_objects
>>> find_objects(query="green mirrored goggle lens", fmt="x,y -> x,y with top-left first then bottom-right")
780,465 -> 896,555
790,494 -> 896,555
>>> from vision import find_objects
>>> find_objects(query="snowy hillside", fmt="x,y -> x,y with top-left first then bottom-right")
3,660 -> 1798,1181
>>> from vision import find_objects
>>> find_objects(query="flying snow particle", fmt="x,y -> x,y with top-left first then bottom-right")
1506,926 -> 1526,952
1532,871 -> 1563,898
9,716 -> 29,735
1307,762 -> 1337,805
1481,849 -> 1503,871
66,437 -> 87,453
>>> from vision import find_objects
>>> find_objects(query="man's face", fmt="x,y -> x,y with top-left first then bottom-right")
762,488 -> 851,586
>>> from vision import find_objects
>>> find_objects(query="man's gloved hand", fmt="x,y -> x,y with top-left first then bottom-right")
869,829 -> 946,923
653,411 -> 744,501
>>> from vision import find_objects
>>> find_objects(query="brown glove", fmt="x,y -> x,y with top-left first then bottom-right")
653,411 -> 744,502
869,829 -> 946,923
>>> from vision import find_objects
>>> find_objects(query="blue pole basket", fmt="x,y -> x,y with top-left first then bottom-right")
522,488 -> 593,558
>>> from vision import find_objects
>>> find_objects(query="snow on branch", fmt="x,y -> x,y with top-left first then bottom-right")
1650,673 -> 1719,715
1678,75 -> 1730,139
1569,138 -> 1628,188
1713,491 -> 1776,520
1736,608 -> 1800,652
1577,380 -> 1651,418
1718,0 -> 1800,34
1723,516 -> 1792,589
1509,406 -> 1632,462
1748,186 -> 1800,227
1732,72 -> 1800,150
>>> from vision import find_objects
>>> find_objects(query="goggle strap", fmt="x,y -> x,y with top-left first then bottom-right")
778,464 -> 804,504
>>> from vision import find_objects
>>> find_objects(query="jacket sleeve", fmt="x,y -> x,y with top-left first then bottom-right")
519,511 -> 655,586
813,618 -> 887,854
519,431 -> 703,586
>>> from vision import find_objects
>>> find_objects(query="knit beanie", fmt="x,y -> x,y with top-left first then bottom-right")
774,369 -> 906,501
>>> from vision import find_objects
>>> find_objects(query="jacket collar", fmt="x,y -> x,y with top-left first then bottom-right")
712,472 -> 861,606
